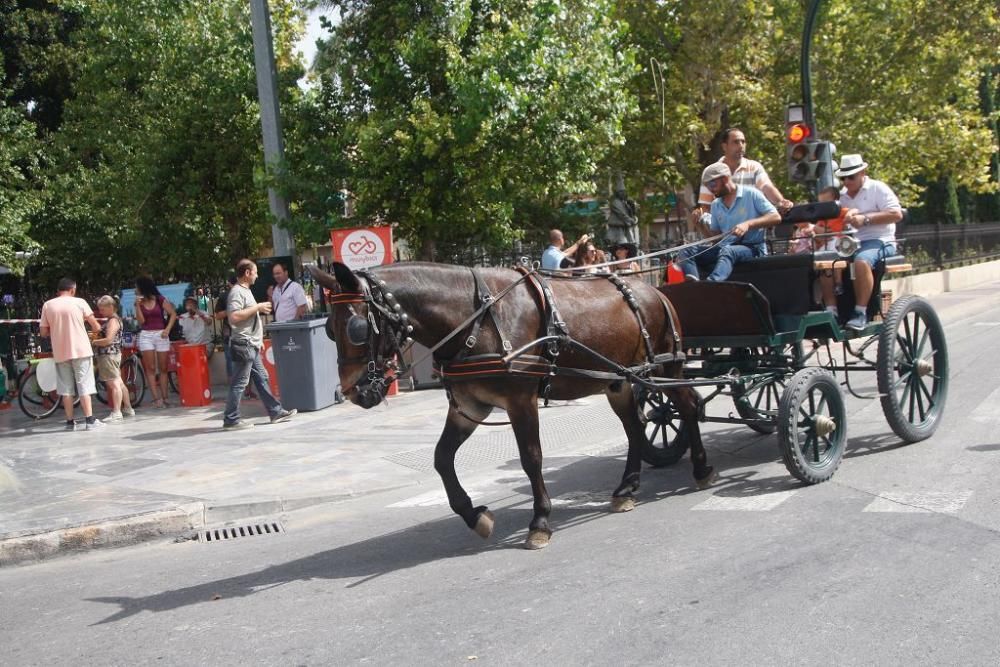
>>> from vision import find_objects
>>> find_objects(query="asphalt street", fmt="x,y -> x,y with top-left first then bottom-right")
2,287 -> 1000,665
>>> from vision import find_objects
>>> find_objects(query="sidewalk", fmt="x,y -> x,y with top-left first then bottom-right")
2,281 -> 998,566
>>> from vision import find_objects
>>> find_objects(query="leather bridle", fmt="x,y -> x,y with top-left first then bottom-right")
326,270 -> 413,402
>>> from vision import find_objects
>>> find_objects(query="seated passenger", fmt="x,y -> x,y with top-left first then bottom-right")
677,163 -> 781,282
815,185 -> 858,303
821,154 -> 903,330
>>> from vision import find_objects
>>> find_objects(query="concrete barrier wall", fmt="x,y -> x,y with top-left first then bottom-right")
885,259 -> 1000,299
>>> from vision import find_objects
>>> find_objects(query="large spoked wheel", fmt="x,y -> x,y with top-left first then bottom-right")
876,295 -> 948,442
778,368 -> 847,484
733,375 -> 786,434
18,368 -> 62,420
635,387 -> 690,467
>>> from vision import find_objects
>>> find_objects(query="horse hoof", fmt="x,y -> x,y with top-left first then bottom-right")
696,468 -> 718,490
473,510 -> 495,539
524,529 -> 551,550
610,496 -> 636,513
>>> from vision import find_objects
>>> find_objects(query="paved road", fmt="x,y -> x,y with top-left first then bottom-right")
3,287 -> 1000,665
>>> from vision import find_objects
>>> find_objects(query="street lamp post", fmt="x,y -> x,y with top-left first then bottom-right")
249,0 -> 295,257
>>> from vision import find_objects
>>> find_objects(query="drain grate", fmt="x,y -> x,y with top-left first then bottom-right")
198,521 -> 284,543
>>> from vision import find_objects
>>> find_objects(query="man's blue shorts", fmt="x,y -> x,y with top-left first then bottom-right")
855,240 -> 896,268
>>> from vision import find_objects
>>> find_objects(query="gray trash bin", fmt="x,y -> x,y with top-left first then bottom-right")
265,318 -> 341,411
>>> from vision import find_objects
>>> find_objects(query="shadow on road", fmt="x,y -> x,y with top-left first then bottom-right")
84,443 -> 816,626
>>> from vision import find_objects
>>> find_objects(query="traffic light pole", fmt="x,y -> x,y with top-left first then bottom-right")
800,0 -> 835,192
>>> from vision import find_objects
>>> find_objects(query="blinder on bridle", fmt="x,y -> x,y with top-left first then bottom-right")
346,313 -> 370,346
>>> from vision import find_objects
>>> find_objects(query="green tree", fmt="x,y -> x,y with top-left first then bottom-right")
614,0 -> 1000,214
292,0 -> 636,258
0,88 -> 42,272
25,0 -> 305,287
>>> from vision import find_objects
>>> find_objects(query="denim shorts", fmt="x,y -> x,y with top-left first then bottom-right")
855,240 -> 896,268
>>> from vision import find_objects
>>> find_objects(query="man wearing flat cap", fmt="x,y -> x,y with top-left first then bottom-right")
689,127 -> 793,236
822,153 -> 903,330
676,162 -> 782,282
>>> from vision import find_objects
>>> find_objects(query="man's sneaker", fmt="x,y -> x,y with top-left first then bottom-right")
684,274 -> 700,283
65,420 -> 78,431
223,420 -> 254,430
122,407 -> 136,417
85,418 -> 106,430
845,312 -> 868,331
270,409 -> 297,424
106,412 -> 124,424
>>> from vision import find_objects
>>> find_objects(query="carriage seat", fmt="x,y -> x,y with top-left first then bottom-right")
726,252 -> 813,318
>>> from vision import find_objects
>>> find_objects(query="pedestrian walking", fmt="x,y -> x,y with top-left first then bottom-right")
223,259 -> 296,430
38,278 -> 104,430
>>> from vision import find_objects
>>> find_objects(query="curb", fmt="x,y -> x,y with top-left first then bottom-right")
0,484 -> 414,568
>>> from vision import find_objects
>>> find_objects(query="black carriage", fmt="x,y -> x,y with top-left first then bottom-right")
638,204 -> 949,484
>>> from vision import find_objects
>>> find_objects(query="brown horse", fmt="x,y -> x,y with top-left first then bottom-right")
311,261 -> 714,549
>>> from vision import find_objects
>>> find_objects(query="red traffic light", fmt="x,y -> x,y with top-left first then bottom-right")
787,123 -> 811,143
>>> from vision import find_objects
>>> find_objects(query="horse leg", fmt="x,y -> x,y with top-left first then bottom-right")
506,396 -> 553,550
668,386 -> 716,489
433,401 -> 495,539
605,383 -> 646,513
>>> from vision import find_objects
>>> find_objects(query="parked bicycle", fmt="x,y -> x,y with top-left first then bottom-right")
18,350 -> 148,420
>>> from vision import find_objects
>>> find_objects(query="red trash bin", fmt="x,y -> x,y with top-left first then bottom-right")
177,344 -> 212,406
261,338 -> 281,398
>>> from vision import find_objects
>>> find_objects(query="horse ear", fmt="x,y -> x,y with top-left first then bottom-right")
331,262 -> 360,291
309,262 -> 360,292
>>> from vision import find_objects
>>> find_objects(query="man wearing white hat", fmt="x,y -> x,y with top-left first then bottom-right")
825,154 -> 903,330
677,162 -> 781,282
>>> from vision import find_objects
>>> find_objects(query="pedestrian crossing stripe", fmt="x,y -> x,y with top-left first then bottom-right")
862,491 -> 972,514
690,489 -> 798,512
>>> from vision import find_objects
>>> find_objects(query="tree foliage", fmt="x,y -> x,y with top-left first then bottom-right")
289,0 -> 637,257
6,0 -> 305,287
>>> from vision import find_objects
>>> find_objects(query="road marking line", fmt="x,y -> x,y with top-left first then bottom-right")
972,322 -> 1000,327
690,489 -> 798,512
970,386 -> 1000,424
862,491 -> 973,513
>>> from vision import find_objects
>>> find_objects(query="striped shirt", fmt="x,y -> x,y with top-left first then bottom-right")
698,158 -> 774,206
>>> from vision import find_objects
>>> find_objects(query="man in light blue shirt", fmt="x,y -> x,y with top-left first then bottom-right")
677,163 -> 781,282
541,229 -> 590,270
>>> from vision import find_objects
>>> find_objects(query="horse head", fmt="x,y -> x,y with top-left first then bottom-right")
309,262 -> 412,409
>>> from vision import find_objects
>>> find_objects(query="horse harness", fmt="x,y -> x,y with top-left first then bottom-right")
437,268 -> 684,424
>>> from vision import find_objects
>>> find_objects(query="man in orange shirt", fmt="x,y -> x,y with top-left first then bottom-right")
39,278 -> 104,431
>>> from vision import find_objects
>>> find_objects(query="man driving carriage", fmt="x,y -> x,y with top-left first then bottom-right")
676,163 -> 782,282
820,154 -> 903,330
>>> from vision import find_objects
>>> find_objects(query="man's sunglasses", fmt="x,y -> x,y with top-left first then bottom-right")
841,173 -> 861,181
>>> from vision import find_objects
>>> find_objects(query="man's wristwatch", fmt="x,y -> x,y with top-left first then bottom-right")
862,215 -> 872,227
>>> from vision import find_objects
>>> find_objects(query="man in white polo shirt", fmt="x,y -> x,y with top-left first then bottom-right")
826,153 -> 903,330
271,261 -> 308,322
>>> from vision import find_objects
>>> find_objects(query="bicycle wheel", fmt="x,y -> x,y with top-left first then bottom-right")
18,368 -> 62,419
123,356 -> 147,407
168,370 -> 179,395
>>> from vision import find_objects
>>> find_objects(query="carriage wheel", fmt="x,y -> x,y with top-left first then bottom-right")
635,387 -> 690,467
876,296 -> 948,443
733,375 -> 786,434
778,368 -> 847,484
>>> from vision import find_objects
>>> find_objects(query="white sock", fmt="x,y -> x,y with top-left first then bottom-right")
854,306 -> 865,317
826,305 -> 837,314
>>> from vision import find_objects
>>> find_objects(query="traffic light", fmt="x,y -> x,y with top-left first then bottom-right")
785,104 -> 816,182
791,141 -> 831,182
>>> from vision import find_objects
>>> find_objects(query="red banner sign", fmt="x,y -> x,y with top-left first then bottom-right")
331,226 -> 394,270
